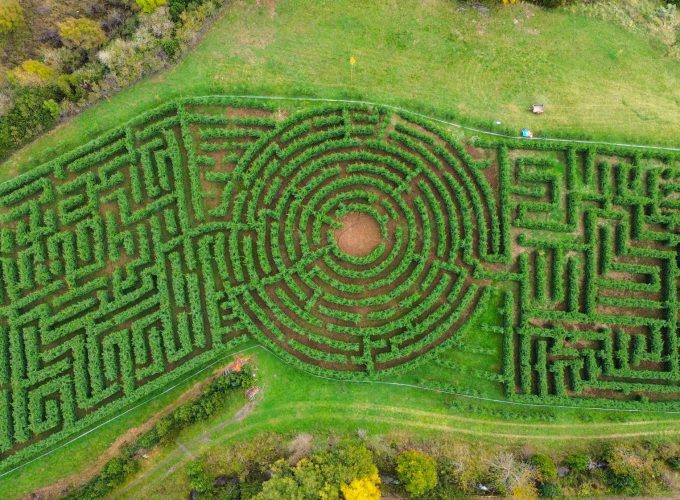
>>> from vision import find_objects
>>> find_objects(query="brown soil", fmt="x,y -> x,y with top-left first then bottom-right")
334,212 -> 382,257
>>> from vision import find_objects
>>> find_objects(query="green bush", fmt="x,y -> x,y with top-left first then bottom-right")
396,450 -> 438,497
564,453 -> 590,474
169,0 -> 197,21
42,99 -> 60,119
0,85 -> 60,159
187,461 -> 214,495
539,481 -> 562,497
160,37 -> 180,59
66,456 -> 139,500
531,453 -> 557,481
605,469 -> 641,496
56,62 -> 105,102
58,17 -> 107,50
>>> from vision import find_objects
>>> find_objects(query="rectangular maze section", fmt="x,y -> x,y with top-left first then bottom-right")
0,99 -> 283,468
495,143 -> 680,405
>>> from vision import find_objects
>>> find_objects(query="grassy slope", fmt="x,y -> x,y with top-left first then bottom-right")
5,340 -> 680,497
4,0 -> 680,495
111,349 -> 680,499
4,0 -> 680,179
0,343 -> 259,498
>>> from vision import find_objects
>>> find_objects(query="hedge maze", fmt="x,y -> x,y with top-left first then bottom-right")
495,140 -> 680,406
2,96 -> 680,467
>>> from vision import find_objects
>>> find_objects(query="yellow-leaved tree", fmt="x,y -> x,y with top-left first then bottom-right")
8,60 -> 56,86
0,0 -> 24,35
341,472 -> 381,500
58,17 -> 106,50
135,0 -> 168,14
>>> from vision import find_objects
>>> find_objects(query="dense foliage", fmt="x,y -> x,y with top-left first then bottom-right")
0,0 -> 224,161
396,449 -> 438,497
136,0 -> 169,14
254,442 -> 379,499
0,0 -> 23,35
178,431 -> 680,498
1,96 -> 680,472
57,17 -> 107,50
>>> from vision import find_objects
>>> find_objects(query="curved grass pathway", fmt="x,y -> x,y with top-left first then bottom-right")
109,348 -> 680,499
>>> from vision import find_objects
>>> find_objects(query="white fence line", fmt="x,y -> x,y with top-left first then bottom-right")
209,94 -> 680,152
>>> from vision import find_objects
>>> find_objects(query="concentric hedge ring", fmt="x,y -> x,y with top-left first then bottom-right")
229,105 -> 492,374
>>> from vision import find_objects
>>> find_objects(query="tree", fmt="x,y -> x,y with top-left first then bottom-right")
255,442 -> 378,500
0,86 -> 61,158
488,452 -> 537,497
187,461 -> 214,495
396,450 -> 438,497
604,443 -> 663,496
8,60 -> 56,87
169,0 -> 194,22
58,17 -> 106,50
0,0 -> 23,35
154,415 -> 177,442
512,482 -> 539,499
564,453 -> 590,474
136,0 -> 168,14
341,472 -> 381,500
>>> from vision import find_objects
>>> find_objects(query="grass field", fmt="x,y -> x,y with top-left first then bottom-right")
3,0 -> 680,496
107,348 -> 680,499
3,0 -> 680,179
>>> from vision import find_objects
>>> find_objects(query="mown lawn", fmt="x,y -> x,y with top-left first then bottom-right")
3,0 -> 680,179
110,348 -> 680,499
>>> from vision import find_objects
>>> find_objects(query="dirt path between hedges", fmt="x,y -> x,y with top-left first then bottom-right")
25,363 -> 241,500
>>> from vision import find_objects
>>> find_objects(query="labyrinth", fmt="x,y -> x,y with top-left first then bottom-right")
2,96 -> 680,467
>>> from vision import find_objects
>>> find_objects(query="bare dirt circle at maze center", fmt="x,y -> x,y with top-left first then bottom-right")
334,212 -> 383,257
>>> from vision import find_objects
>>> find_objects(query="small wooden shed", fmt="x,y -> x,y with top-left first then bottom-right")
531,104 -> 545,114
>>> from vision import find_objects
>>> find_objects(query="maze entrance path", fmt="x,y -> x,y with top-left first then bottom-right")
2,96 -> 680,470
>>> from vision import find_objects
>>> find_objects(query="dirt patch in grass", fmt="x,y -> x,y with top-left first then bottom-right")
234,401 -> 256,423
334,212 -> 382,257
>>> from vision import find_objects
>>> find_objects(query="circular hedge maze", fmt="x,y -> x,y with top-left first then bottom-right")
226,105 -> 496,373
3,95 -> 680,468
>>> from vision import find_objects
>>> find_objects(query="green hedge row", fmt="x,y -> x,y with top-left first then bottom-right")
1,96 -> 680,471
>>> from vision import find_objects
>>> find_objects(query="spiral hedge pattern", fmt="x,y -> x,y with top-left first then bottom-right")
228,106 -> 491,372
2,96 -> 680,469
